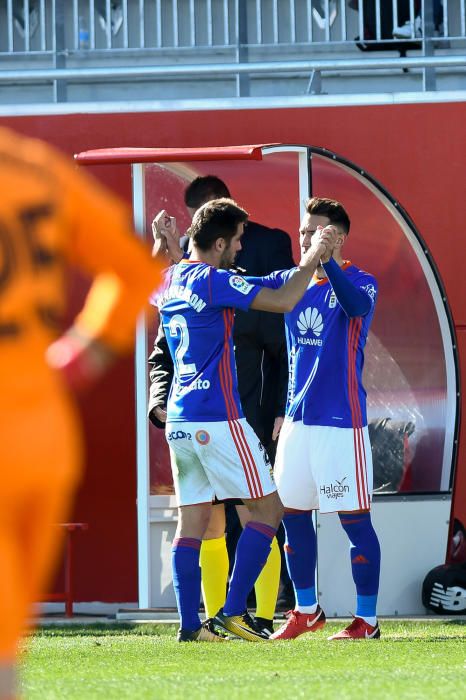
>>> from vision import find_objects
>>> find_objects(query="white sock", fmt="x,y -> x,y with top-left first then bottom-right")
359,615 -> 377,626
296,603 -> 318,614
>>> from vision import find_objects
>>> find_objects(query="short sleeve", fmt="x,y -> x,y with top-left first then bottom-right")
209,268 -> 262,310
245,269 -> 291,289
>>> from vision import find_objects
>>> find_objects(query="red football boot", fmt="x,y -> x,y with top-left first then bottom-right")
328,616 -> 380,640
270,606 -> 326,640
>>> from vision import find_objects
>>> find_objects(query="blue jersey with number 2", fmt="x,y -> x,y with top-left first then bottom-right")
155,260 -> 261,422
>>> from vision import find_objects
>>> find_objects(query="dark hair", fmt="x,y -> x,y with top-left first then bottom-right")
188,198 -> 248,251
184,175 -> 231,209
305,197 -> 351,234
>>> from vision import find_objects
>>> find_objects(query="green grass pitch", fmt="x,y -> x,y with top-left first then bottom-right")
21,620 -> 466,699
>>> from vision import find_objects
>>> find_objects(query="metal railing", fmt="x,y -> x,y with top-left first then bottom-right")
1,0 -> 465,53
0,1 -> 465,100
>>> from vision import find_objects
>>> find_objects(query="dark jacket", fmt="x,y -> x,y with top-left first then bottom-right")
148,220 -> 294,451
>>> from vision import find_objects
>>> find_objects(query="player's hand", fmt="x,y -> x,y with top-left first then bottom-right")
152,210 -> 182,263
312,225 -> 338,263
154,406 -> 167,423
46,329 -> 115,393
300,225 -> 337,267
272,416 -> 284,441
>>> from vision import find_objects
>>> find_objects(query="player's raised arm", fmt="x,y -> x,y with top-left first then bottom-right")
152,209 -> 184,263
250,226 -> 338,313
321,256 -> 375,317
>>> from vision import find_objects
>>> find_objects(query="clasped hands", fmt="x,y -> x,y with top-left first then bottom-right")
151,209 -> 183,263
310,225 -> 339,264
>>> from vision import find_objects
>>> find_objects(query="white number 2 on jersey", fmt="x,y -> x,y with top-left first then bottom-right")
168,314 -> 197,378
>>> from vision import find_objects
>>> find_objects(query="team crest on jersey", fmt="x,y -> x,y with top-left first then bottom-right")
329,293 -> 337,308
229,275 -> 253,295
195,429 -> 210,445
297,307 -> 324,336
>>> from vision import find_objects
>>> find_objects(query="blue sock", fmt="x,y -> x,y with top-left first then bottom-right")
223,521 -> 276,617
172,537 -> 202,631
339,512 -> 381,619
283,512 -> 317,609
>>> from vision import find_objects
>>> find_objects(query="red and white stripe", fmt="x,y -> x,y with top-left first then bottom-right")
347,317 -> 370,510
218,309 -> 263,499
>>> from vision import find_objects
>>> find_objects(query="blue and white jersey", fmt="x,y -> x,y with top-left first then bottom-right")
248,262 -> 377,428
154,260 -> 261,422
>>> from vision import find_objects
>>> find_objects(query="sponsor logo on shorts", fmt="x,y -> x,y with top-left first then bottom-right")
320,476 -> 350,499
229,275 -> 254,295
167,430 -> 192,442
195,429 -> 210,445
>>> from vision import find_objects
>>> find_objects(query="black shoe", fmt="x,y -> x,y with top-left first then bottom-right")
177,618 -> 228,642
214,609 -> 270,642
253,617 -> 274,637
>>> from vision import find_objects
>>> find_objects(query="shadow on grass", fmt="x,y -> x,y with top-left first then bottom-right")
385,635 -> 466,642
445,619 -> 466,627
35,623 -> 177,638
35,625 -> 466,643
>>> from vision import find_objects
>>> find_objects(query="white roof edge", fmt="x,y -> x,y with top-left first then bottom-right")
1,90 -> 466,117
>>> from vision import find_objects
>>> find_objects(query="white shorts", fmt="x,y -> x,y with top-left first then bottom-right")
274,420 -> 373,513
166,418 -> 276,506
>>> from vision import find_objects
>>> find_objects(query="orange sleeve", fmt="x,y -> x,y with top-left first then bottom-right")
54,155 -> 163,352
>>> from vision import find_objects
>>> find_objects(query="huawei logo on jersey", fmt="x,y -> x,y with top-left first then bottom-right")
297,307 -> 324,336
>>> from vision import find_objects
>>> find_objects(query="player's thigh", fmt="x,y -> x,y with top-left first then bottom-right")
312,425 -> 373,513
0,393 -> 81,658
166,423 -> 213,506
274,420 -> 318,510
192,419 -> 276,501
21,473 -> 77,602
0,391 -> 81,584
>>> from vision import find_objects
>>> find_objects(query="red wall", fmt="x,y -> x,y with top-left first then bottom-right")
2,100 -> 465,601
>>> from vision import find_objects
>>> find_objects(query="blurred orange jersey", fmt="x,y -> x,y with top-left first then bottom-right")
0,126 -> 162,388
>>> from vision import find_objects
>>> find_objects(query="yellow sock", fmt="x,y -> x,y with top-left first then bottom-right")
254,536 -> 281,620
200,535 -> 229,619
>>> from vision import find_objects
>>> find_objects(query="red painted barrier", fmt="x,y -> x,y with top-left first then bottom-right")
44,523 -> 88,617
3,99 -> 465,601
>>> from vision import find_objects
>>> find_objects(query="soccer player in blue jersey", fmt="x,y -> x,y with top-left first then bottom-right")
249,197 -> 382,641
154,198 -> 336,642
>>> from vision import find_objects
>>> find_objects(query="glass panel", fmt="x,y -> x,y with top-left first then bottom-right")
141,164 -> 190,495
310,152 -> 456,494
141,148 -> 456,497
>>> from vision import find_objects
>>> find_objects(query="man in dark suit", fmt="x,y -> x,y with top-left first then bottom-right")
148,176 -> 295,632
